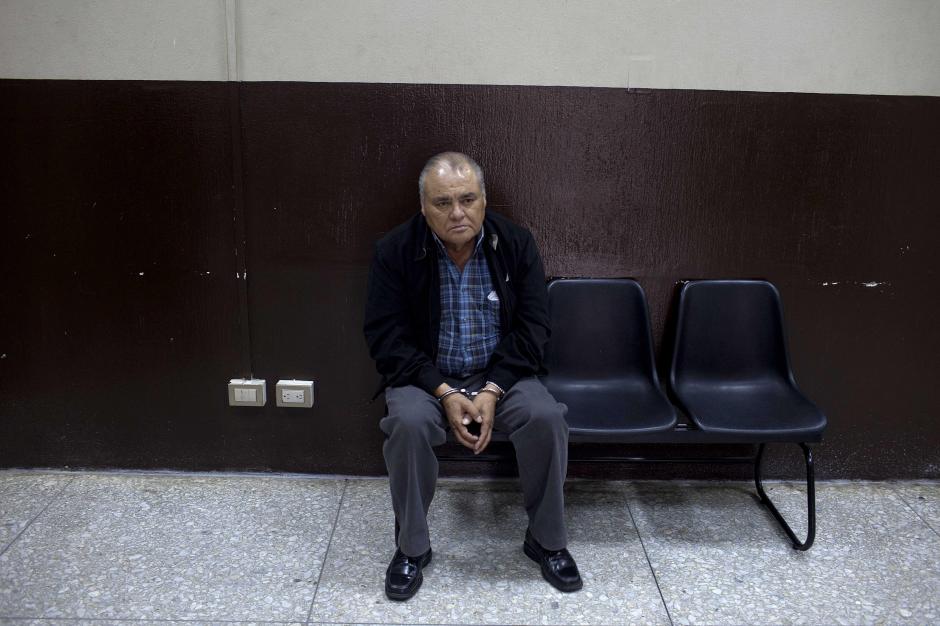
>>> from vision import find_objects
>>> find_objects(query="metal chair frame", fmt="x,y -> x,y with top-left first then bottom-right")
433,436 -> 817,551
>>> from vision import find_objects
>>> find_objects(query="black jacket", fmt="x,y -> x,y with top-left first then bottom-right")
363,211 -> 550,398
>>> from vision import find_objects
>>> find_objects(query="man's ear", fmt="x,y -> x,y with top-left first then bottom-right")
419,202 -> 427,218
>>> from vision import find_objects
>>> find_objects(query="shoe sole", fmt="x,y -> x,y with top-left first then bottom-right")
385,549 -> 432,601
524,542 -> 583,593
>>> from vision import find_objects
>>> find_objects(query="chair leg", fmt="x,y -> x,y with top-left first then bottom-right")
754,442 -> 816,551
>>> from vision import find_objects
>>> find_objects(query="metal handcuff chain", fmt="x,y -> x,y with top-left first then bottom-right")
437,387 -> 502,402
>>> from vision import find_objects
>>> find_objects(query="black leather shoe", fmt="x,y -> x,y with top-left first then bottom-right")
385,547 -> 432,601
523,529 -> 583,592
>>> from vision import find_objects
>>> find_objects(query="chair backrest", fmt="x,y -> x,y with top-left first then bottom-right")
544,278 -> 659,383
670,280 -> 793,385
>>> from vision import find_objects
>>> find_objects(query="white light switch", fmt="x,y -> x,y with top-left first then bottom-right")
228,378 -> 266,407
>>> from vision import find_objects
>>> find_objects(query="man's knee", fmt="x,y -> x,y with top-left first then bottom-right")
520,399 -> 568,434
381,386 -> 445,442
504,379 -> 569,436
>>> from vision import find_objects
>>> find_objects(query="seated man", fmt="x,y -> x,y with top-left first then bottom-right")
363,151 -> 582,601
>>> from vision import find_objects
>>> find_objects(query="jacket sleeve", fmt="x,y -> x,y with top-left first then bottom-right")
363,242 -> 446,396
485,230 -> 550,393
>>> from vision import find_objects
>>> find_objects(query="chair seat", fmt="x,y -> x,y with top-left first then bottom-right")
673,379 -> 826,440
542,377 -> 678,438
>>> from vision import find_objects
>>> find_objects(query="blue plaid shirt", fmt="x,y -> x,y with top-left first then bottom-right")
434,227 -> 501,378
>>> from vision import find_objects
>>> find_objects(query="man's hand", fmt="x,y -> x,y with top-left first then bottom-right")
470,392 -> 496,455
440,393 -> 481,450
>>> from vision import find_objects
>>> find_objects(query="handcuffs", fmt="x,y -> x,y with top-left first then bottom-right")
437,385 -> 503,403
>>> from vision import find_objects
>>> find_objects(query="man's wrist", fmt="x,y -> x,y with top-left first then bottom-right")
480,381 -> 505,401
475,388 -> 500,402
435,381 -> 504,402
438,388 -> 464,403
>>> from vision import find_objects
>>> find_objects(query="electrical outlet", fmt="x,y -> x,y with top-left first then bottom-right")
281,389 -> 305,404
275,379 -> 314,408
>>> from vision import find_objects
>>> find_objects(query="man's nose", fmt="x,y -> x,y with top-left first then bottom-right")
449,201 -> 466,219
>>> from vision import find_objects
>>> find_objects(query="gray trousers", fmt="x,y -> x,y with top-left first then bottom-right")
380,376 -> 569,557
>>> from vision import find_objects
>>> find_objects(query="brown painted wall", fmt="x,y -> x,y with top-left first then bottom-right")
1,79 -> 938,479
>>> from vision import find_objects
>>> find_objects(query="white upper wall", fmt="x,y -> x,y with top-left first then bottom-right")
2,0 -> 939,96
0,0 -> 230,81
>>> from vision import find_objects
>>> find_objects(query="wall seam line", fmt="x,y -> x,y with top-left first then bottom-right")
223,0 -> 239,82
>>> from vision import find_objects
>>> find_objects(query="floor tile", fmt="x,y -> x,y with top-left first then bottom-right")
892,481 -> 940,535
0,472 -> 73,551
309,479 -> 668,625
0,473 -> 344,622
0,617 -> 302,626
627,481 -> 940,625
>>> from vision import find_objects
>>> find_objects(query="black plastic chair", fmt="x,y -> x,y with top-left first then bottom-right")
541,278 -> 677,439
669,279 -> 827,550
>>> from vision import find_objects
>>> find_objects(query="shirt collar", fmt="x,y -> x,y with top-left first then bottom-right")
432,225 -> 485,256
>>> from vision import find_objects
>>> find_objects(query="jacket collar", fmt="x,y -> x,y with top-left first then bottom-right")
413,213 -> 500,261
413,215 -> 430,261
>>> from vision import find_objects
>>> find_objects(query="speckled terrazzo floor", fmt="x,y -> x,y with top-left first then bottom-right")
0,471 -> 938,625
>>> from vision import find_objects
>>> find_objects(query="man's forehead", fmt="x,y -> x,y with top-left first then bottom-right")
426,163 -> 479,192
433,160 -> 473,177
429,186 -> 479,199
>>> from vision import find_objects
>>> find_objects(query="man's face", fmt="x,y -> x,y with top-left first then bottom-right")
420,163 -> 486,251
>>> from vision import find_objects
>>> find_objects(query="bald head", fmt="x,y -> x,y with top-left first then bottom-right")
418,152 -> 486,203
